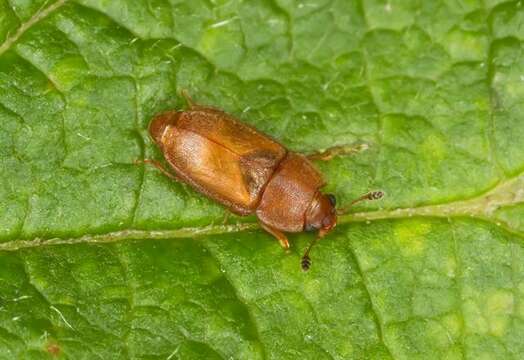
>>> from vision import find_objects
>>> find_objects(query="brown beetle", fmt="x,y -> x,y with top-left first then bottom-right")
140,93 -> 383,270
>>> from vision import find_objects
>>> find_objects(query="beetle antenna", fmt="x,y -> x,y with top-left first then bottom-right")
301,236 -> 320,271
336,190 -> 384,215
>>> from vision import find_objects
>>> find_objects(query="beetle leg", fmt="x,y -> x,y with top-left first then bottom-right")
135,159 -> 181,182
307,143 -> 369,161
222,211 -> 230,225
259,222 -> 290,250
180,89 -> 197,109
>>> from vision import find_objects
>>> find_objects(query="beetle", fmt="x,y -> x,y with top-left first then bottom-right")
140,93 -> 383,270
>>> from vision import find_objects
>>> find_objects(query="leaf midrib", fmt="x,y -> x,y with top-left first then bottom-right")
2,171 -> 522,251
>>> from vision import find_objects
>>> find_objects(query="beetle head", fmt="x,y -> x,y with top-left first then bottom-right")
149,111 -> 178,145
304,192 -> 337,238
301,192 -> 337,271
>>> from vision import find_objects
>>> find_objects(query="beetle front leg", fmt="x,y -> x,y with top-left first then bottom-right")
259,222 -> 290,250
307,143 -> 369,161
135,159 -> 181,182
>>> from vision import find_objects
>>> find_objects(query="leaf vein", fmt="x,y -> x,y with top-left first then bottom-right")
202,242 -> 268,360
0,0 -> 70,57
345,242 -> 395,359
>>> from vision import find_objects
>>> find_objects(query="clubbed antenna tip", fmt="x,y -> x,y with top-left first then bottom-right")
301,254 -> 311,271
369,191 -> 384,200
301,236 -> 319,271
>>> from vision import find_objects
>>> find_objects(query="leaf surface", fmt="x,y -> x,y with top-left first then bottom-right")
0,0 -> 523,359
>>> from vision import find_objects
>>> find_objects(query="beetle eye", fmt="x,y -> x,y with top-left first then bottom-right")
327,194 -> 336,206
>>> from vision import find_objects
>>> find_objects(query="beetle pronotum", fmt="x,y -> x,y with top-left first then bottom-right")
139,93 -> 383,270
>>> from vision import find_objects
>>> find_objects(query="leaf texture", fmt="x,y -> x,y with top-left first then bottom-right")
0,0 -> 523,359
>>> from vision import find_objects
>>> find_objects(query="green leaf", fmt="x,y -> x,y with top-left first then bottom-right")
0,0 -> 523,359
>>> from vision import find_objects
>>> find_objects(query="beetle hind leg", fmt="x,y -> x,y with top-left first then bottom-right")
259,222 -> 290,250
